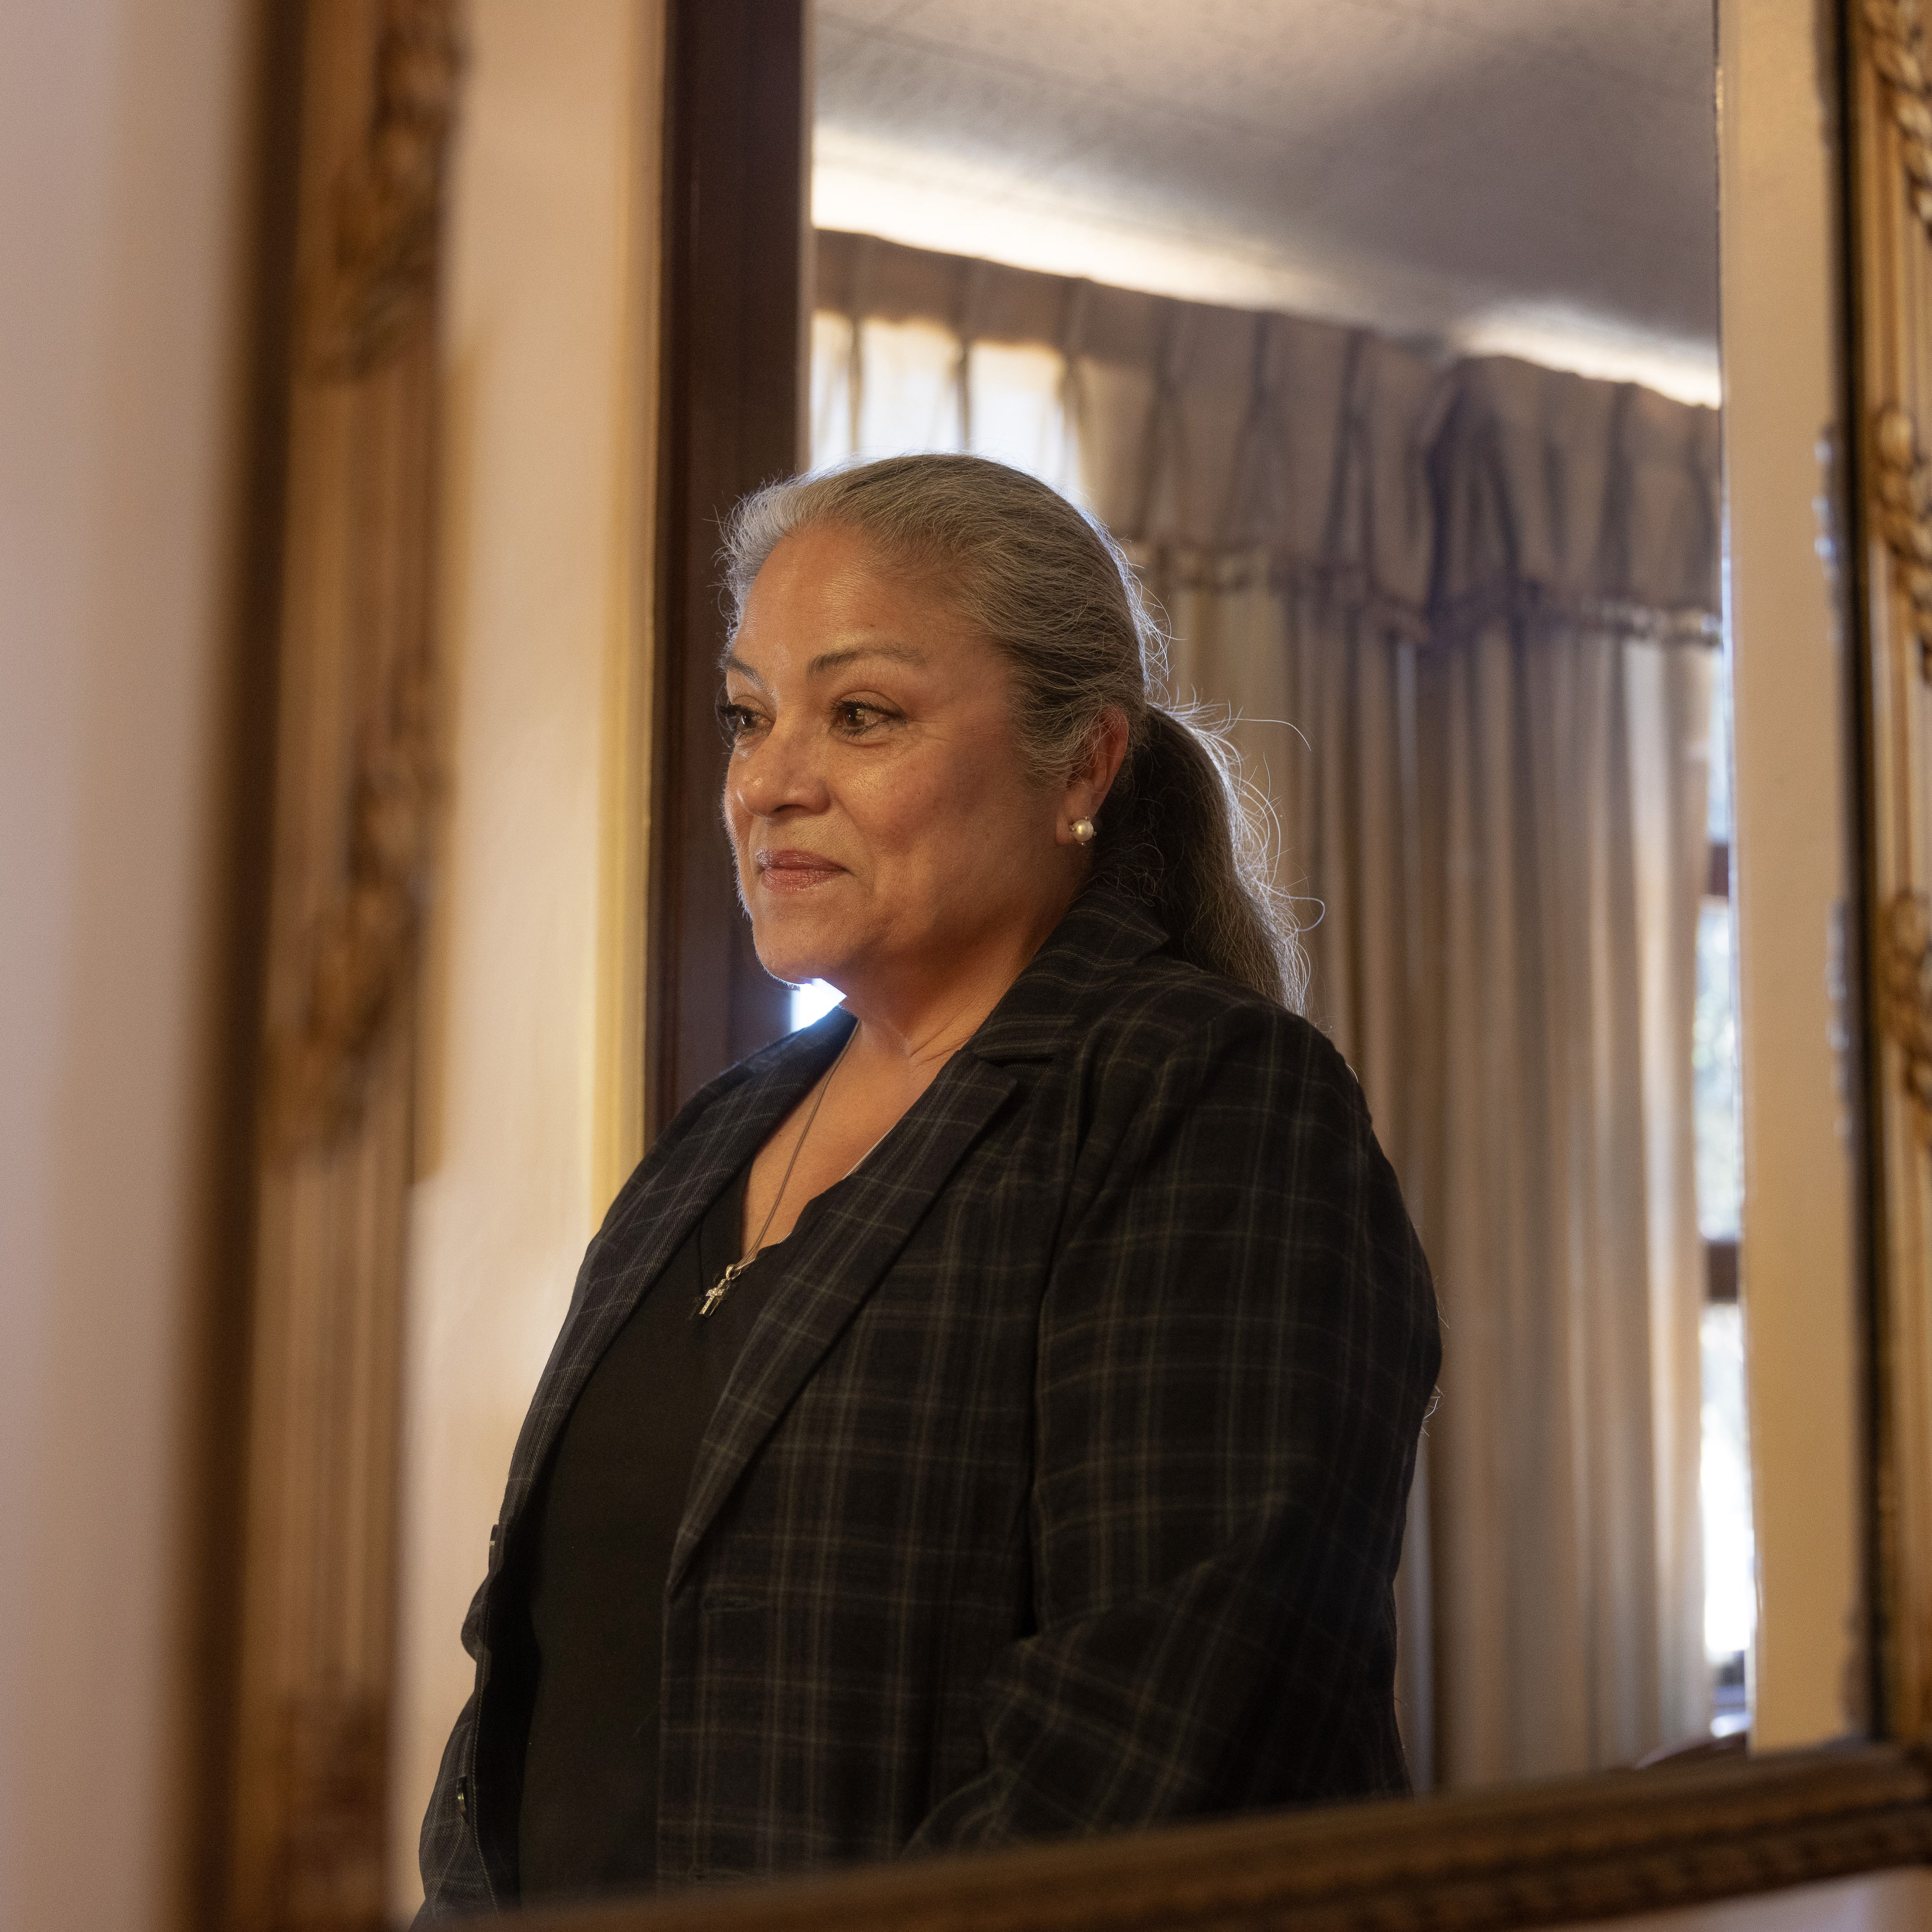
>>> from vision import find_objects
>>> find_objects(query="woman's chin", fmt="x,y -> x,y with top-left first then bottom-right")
750,929 -> 844,993
745,882 -> 862,981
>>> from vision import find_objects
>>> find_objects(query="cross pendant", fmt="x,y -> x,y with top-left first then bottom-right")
697,1261 -> 745,1319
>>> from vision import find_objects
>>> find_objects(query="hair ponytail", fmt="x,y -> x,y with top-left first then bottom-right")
1098,705 -> 1299,1008
722,453 -> 1304,1010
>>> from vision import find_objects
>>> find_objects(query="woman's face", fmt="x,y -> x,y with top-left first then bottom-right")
721,522 -> 1087,1009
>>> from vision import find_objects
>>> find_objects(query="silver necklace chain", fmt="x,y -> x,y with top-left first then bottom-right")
695,1026 -> 856,1319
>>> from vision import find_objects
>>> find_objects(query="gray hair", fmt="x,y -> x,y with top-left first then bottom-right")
721,453 -> 1304,1010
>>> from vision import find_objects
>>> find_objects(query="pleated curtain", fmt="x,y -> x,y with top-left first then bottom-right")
811,230 -> 1721,1789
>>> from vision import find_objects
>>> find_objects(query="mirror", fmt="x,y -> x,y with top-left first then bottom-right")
198,0 -> 1911,1923
802,0 -> 1741,1803
395,0 -> 1858,1911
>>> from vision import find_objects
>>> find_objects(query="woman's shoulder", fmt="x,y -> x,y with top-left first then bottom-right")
1073,948 -> 1358,1102
1053,954 -> 1404,1213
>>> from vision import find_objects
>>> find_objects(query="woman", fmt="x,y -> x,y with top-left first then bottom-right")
418,455 -> 1439,1914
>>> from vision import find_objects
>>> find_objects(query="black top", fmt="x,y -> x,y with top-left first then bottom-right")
514,1164 -> 770,1904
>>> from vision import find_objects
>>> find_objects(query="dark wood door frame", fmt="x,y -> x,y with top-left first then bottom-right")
648,0 -> 809,1137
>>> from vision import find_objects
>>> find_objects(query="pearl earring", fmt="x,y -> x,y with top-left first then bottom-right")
1072,817 -> 1096,845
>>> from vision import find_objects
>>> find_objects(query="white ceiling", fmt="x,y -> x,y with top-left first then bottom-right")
812,0 -> 1721,402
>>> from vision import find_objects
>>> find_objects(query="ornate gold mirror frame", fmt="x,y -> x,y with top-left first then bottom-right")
207,1 -> 460,1924
1857,0 -> 1932,1752
203,0 -> 1932,1925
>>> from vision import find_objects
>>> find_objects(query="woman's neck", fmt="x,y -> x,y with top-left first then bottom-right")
836,892 -> 1073,1078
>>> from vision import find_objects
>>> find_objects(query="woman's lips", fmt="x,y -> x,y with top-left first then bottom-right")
755,849 -> 846,893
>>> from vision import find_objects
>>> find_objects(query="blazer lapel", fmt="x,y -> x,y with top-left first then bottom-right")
497,1018 -> 853,1532
503,886 -> 1165,1567
667,1045 -> 1020,1590
666,886 -> 1167,1586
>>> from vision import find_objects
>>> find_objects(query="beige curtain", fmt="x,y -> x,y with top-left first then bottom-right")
812,230 -> 1721,1788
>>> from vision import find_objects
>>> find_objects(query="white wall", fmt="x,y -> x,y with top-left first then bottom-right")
0,2 -> 250,1927
389,1 -> 662,1914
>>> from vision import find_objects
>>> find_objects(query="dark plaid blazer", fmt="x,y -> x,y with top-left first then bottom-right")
418,886 -> 1439,1915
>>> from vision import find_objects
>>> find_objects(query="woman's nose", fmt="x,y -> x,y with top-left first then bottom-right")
731,713 -> 825,820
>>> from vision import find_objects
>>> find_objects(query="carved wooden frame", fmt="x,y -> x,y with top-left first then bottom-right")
206,1 -> 461,1925
517,1746 -> 1932,1932
202,0 -> 1932,1926
1857,0 -> 1932,1751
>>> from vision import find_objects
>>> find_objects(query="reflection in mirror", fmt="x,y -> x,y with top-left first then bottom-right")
392,0 -> 1773,1917
804,0 -> 1738,1794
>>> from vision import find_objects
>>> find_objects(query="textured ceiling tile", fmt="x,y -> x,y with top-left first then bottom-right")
815,0 -> 1720,382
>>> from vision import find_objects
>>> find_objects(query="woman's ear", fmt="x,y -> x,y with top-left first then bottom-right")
1057,708 -> 1131,844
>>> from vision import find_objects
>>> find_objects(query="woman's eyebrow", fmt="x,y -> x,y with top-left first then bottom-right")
806,644 -> 929,675
721,643 -> 930,684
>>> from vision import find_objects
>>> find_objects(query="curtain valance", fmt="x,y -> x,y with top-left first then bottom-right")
813,229 -> 1720,636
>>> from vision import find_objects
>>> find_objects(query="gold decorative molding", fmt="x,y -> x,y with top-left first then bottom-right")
525,1744 -> 1932,1932
1880,890 -> 1932,1137
268,650 -> 438,1152
267,0 -> 460,1156
274,1687 -> 390,1926
1865,0 -> 1932,237
222,2 -> 460,1922
1873,404 -> 1932,677
1854,0 -> 1932,1750
308,0 -> 462,379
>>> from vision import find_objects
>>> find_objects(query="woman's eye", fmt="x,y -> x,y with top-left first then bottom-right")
717,701 -> 765,745
835,700 -> 888,733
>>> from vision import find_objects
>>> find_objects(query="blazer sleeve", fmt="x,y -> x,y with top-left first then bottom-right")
906,1000 -> 1440,1851
414,1573 -> 497,1920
